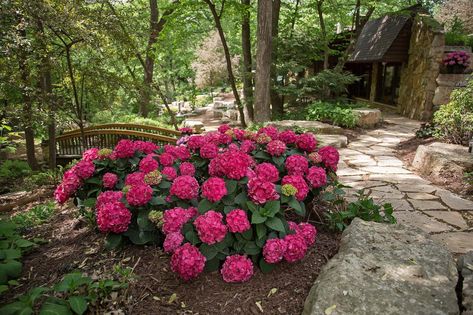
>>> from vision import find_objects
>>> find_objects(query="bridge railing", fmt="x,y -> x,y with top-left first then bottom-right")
55,127 -> 179,158
60,123 -> 181,137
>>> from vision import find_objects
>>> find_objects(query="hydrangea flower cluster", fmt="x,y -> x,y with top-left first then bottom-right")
55,125 -> 338,284
443,50 -> 470,68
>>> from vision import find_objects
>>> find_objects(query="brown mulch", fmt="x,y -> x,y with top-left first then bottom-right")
0,201 -> 340,315
395,136 -> 473,199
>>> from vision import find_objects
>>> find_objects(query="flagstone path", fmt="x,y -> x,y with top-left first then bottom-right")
338,113 -> 473,254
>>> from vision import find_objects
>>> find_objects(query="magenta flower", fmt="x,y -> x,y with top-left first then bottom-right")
96,201 -> 131,233
226,209 -> 251,233
102,172 -> 118,189
193,210 -> 227,245
201,177 -> 227,203
139,154 -> 159,174
285,155 -> 309,175
126,184 -> 153,206
318,146 -> 339,171
221,255 -> 254,283
283,234 -> 308,263
179,162 -> 196,176
171,243 -> 206,281
163,232 -> 184,253
306,166 -> 327,188
247,177 -> 280,204
170,175 -> 199,200
266,140 -> 287,156
282,175 -> 309,201
263,238 -> 287,263
296,133 -> 317,152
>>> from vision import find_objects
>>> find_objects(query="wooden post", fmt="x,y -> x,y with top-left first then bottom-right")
369,62 -> 379,102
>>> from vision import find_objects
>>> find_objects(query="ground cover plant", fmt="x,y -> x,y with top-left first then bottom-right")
54,125 -> 340,283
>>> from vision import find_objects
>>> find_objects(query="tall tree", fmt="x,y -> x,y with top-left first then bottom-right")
241,0 -> 254,122
316,0 -> 329,70
253,0 -> 272,122
270,0 -> 283,119
203,0 -> 246,127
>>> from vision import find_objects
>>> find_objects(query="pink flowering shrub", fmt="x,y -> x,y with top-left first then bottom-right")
55,124 -> 338,282
443,50 -> 470,69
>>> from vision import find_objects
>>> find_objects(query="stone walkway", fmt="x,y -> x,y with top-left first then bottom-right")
338,114 -> 473,254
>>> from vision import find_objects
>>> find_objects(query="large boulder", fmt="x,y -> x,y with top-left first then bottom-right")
303,219 -> 459,315
182,120 -> 205,133
412,142 -> 473,178
458,251 -> 473,315
353,108 -> 382,128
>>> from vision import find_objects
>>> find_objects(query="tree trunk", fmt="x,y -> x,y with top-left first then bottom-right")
241,0 -> 254,122
289,0 -> 300,38
36,19 -> 56,169
270,0 -> 283,119
316,0 -> 329,70
17,19 -> 39,170
139,0 -> 160,118
254,0 -> 273,122
204,0 -> 246,127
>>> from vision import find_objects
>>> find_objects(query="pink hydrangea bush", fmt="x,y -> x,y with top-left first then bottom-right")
55,124 -> 338,282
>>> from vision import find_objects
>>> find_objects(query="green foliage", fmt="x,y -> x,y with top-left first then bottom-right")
0,271 -> 128,315
23,167 -> 66,189
433,79 -> 473,144
325,190 -> 396,231
90,111 -> 182,130
11,201 -> 56,228
0,220 -> 37,295
465,172 -> 473,185
306,101 -> 359,128
415,123 -> 436,139
444,17 -> 473,49
0,160 -> 31,180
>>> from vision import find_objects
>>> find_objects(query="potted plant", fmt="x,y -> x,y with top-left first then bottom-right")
442,51 -> 470,74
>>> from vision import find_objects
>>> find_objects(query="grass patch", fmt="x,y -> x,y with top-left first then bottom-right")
11,201 -> 56,228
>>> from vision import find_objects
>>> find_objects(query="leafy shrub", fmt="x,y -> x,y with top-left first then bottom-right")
11,202 -> 56,228
0,220 -> 37,294
0,160 -> 31,180
0,271 -> 128,315
325,190 -> 396,231
306,101 -> 358,128
465,172 -> 473,185
433,79 -> 473,145
23,167 -> 66,189
54,125 -> 340,282
415,123 -> 436,139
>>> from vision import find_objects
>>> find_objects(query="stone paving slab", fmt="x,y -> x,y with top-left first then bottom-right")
339,113 -> 472,254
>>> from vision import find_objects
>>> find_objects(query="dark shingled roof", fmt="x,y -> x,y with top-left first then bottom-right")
349,15 -> 410,62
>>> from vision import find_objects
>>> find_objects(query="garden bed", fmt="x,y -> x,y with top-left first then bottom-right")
0,201 -> 340,314
395,136 -> 473,200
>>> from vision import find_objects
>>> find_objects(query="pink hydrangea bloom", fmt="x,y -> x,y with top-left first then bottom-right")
125,172 -> 146,186
209,150 -> 252,180
266,140 -> 287,156
96,201 -> 131,233
179,162 -> 196,176
257,126 -> 279,139
201,177 -> 227,203
247,178 -> 280,205
240,140 -> 256,154
226,209 -> 250,233
263,238 -> 287,264
73,160 -> 95,179
218,124 -> 231,134
278,130 -> 297,144
256,133 -> 272,144
282,175 -> 309,201
296,133 -> 317,152
298,223 -> 317,247
114,139 -> 136,159
159,153 -> 175,167
306,166 -> 327,188
97,191 -> 123,208
285,155 -> 309,175
233,128 -> 246,141
139,154 -> 159,174
200,143 -> 218,159
219,133 -> 233,145
163,232 -> 184,253
161,167 -> 177,181
55,170 -> 82,203
163,207 -> 192,234
102,172 -> 118,189
318,146 -> 339,171
186,207 -> 198,221
254,162 -> 279,183
283,234 -> 308,263
54,186 -> 69,204
134,141 -> 159,154
170,176 -> 199,200
186,135 -> 207,150
126,184 -> 153,206
193,210 -> 227,245
221,255 -> 254,283
82,148 -> 99,161
171,243 -> 206,281
173,146 -> 191,161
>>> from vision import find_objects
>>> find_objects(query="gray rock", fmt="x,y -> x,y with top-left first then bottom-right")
458,251 -> 473,314
317,134 -> 348,148
269,120 -> 343,135
303,219 -> 459,315
353,108 -> 382,128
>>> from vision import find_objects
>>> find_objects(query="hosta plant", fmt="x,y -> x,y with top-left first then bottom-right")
55,125 -> 340,282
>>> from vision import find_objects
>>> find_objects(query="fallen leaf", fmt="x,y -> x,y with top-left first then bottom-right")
267,288 -> 278,297
255,301 -> 263,313
168,293 -> 177,304
325,304 -> 336,315
181,302 -> 186,308
152,296 -> 160,301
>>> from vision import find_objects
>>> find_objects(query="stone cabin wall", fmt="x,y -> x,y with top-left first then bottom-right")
397,15 -> 444,121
